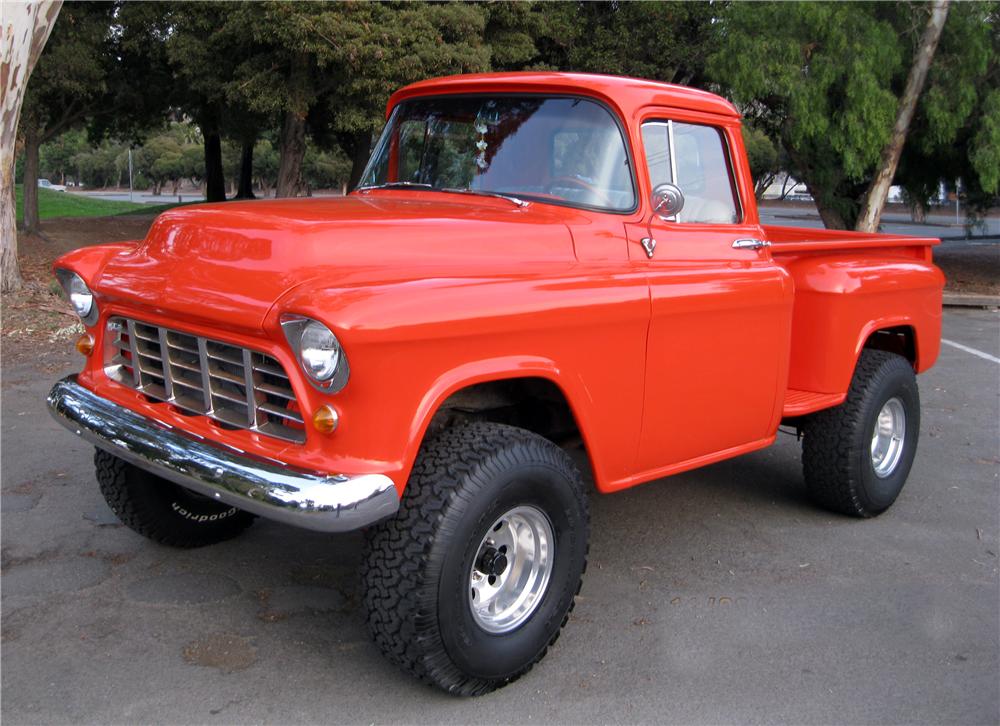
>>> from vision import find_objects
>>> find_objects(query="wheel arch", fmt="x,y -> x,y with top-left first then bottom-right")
402,357 -> 600,490
857,320 -> 919,369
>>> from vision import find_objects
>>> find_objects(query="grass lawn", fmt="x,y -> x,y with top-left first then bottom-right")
15,184 -> 182,223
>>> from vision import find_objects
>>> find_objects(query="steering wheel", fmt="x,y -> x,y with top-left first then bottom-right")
546,176 -> 616,208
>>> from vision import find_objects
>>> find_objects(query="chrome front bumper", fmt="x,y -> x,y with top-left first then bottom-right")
46,376 -> 399,533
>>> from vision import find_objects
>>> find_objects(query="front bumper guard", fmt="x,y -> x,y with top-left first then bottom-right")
47,376 -> 399,533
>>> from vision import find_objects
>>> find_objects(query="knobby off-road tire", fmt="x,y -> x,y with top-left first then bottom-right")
94,449 -> 255,547
362,422 -> 589,696
802,350 -> 920,517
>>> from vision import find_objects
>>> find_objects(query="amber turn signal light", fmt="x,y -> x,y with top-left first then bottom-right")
75,333 -> 95,356
312,404 -> 339,434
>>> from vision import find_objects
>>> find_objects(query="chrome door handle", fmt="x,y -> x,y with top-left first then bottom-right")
732,238 -> 771,250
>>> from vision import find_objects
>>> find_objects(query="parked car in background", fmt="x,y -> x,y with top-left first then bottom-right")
48,72 -> 944,696
38,178 -> 66,192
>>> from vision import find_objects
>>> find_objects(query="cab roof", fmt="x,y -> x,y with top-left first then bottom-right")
388,72 -> 740,121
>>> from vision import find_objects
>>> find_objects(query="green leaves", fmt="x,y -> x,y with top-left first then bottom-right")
711,1 -> 999,226
971,90 -> 1000,194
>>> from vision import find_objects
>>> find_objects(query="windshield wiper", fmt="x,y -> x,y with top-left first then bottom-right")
441,188 -> 530,208
357,182 -> 530,208
356,182 -> 435,192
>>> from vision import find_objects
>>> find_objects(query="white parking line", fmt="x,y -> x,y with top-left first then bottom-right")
941,338 -> 1000,364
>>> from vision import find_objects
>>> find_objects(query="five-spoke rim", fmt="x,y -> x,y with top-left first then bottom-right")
871,397 -> 906,478
469,505 -> 554,634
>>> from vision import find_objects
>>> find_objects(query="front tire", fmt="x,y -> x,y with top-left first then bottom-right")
802,350 -> 920,517
361,423 -> 589,696
95,449 -> 256,547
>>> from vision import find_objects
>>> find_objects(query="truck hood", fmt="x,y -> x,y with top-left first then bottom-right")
94,194 -> 575,332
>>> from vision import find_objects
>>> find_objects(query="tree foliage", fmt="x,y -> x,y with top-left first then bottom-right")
895,1 -> 999,218
14,0 -> 997,246
514,1 -> 718,84
742,125 -> 784,199
17,0 -> 174,228
223,1 -> 495,194
710,1 -> 998,228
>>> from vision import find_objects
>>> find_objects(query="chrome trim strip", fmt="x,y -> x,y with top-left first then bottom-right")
197,337 -> 213,413
125,319 -> 141,387
667,120 -> 679,223
732,238 -> 771,250
47,376 -> 399,533
157,326 -> 175,400
242,347 -> 257,428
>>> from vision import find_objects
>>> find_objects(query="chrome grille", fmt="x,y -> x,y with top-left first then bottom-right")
105,316 -> 305,443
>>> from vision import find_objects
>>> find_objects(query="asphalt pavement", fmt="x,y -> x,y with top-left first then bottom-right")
2,309 -> 998,725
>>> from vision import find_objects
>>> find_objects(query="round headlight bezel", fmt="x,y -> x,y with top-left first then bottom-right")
280,315 -> 350,393
56,269 -> 98,326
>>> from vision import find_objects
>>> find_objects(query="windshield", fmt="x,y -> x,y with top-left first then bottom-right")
359,96 -> 636,212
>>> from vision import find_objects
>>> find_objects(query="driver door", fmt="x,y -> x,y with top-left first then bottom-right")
628,117 -> 792,474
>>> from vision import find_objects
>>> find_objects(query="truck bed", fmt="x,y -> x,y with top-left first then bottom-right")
763,225 -> 944,417
764,224 -> 939,256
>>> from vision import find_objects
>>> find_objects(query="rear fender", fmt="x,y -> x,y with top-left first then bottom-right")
784,254 -> 943,394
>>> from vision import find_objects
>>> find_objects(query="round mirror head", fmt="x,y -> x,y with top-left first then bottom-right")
651,183 -> 684,220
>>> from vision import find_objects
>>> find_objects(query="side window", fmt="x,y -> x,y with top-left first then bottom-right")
641,120 -> 740,224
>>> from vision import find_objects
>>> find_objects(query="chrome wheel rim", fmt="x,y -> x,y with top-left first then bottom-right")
469,505 -> 554,634
871,397 -> 906,478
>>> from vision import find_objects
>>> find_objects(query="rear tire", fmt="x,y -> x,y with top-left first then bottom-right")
802,350 -> 920,517
361,422 -> 589,696
95,449 -> 255,547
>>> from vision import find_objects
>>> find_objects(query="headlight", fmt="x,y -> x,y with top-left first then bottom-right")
55,269 -> 98,326
280,316 -> 350,392
68,275 -> 93,318
300,321 -> 340,381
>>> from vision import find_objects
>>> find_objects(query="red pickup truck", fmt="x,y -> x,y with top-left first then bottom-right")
48,72 -> 944,695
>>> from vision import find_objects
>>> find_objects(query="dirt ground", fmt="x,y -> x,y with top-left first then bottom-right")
2,216 -> 159,364
2,214 -> 997,364
933,243 -> 1000,296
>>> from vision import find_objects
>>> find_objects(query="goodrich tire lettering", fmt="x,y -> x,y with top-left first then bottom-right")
95,449 -> 255,548
171,501 -> 238,523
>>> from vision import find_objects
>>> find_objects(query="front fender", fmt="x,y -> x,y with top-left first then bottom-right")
268,269 -> 649,494
402,356 -> 604,492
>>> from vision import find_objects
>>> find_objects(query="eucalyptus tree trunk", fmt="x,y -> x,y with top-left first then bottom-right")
235,141 -> 255,200
21,130 -> 41,232
203,130 -> 226,202
0,0 -> 62,292
856,0 -> 950,232
275,110 -> 306,198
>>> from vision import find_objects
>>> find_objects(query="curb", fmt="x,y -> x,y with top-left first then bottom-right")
943,293 -> 1000,309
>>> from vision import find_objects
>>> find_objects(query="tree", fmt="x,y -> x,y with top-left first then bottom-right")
302,146 -> 352,192
252,139 -> 280,197
894,1 -> 999,220
17,1 -> 173,233
710,1 -> 994,230
1,0 -> 61,293
72,140 -> 126,188
518,1 -> 720,85
227,2 -> 493,197
165,3 -> 241,202
742,125 -> 783,199
39,128 -> 88,184
856,1 -> 949,232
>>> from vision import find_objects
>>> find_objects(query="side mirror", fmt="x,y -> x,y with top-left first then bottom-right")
651,183 -> 684,220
